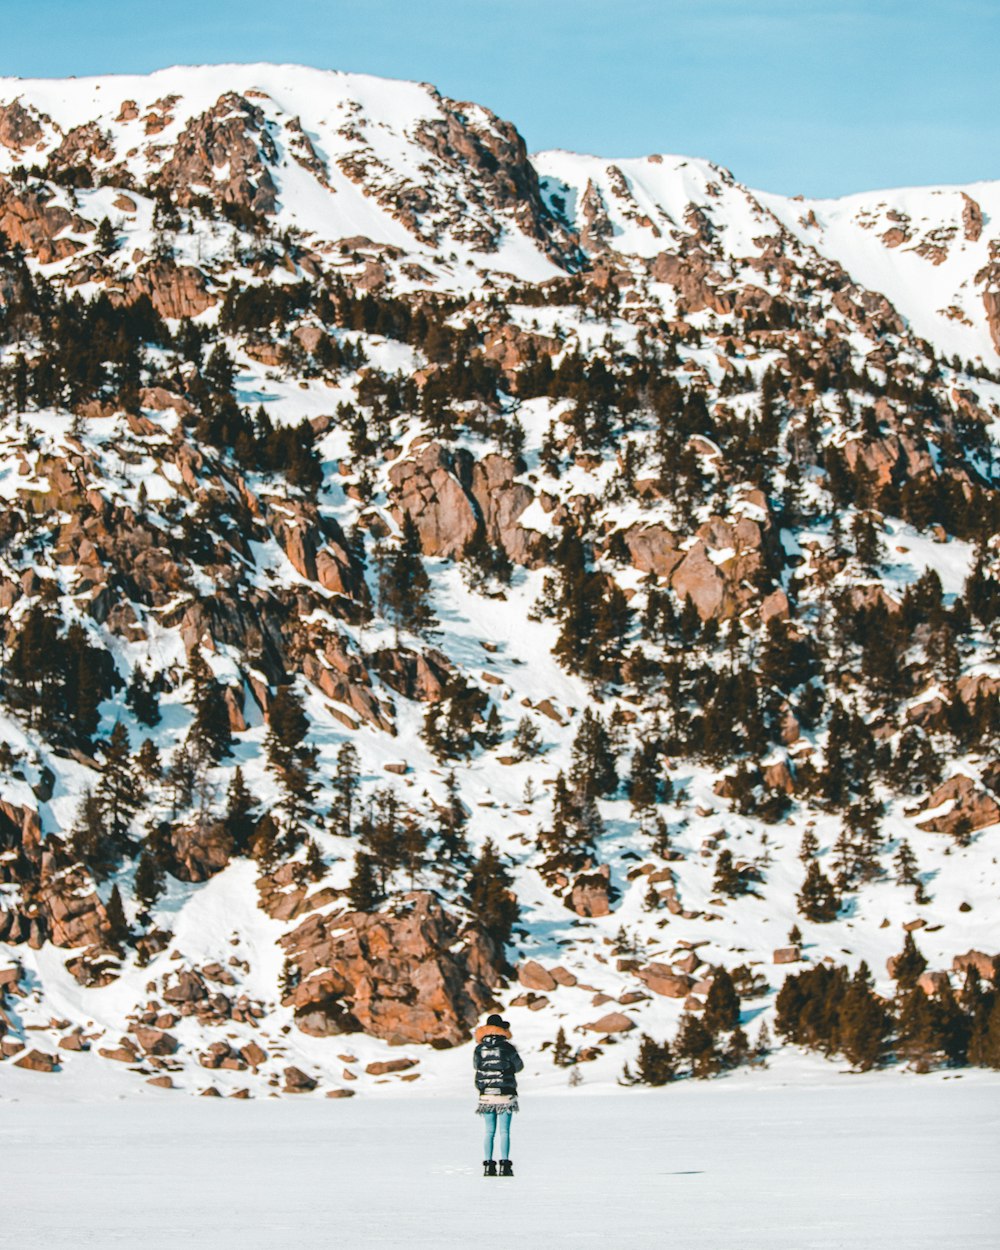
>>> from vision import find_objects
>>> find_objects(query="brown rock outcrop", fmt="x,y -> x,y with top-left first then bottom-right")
669,506 -> 780,621
389,442 -> 479,558
157,92 -> 278,217
567,868 -> 614,918
469,454 -> 543,566
280,891 -> 502,1047
961,193 -> 983,243
636,964 -> 693,997
518,960 -> 557,992
582,1011 -> 635,1034
120,261 -> 216,320
0,99 -> 45,149
14,1049 -> 58,1072
917,775 -> 1000,838
0,178 -> 85,264
951,950 -> 999,981
370,646 -> 451,703
167,819 -> 233,883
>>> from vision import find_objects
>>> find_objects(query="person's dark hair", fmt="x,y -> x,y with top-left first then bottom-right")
486,1013 -> 510,1029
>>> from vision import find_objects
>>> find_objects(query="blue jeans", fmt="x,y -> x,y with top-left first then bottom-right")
482,1109 -> 512,1160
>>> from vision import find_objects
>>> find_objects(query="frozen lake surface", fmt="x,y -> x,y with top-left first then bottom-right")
2,1073 -> 997,1249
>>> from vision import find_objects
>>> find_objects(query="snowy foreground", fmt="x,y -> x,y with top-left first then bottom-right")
2,1070 -> 997,1249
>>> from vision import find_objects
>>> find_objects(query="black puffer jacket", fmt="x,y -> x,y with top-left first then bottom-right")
473,1030 -> 524,1097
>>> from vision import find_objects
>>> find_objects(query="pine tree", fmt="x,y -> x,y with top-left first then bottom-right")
70,789 -> 116,880
713,849 -> 750,898
126,665 -> 160,727
511,715 -> 542,762
892,932 -> 927,990
136,738 -> 162,781
97,723 -> 140,856
186,651 -> 232,763
331,741 -> 361,835
552,1026 -> 574,1068
95,216 -> 118,256
466,838 -> 519,954
222,767 -> 258,855
797,861 -> 839,922
704,967 -> 741,1034
378,514 -> 438,637
674,1013 -> 720,1078
437,771 -> 469,863
266,685 -> 319,840
104,884 -> 130,950
570,709 -> 618,798
636,1034 -> 675,1085
347,851 -> 380,911
250,812 -> 281,870
838,963 -> 891,1071
134,851 -> 165,918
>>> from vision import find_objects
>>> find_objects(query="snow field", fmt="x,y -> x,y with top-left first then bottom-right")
1,1070 -> 996,1249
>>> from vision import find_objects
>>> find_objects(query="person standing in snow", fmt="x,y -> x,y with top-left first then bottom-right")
474,1013 -> 523,1177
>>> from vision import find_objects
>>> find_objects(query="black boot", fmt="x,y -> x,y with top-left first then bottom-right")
483,1160 -> 497,1177
499,1159 -> 514,1177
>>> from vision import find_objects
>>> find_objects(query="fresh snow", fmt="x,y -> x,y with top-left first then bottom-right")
1,1067 -> 996,1249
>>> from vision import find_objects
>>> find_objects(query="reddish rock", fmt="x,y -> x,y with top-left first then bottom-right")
240,1040 -> 268,1069
388,442 -> 479,558
637,965 -> 692,998
280,891 -> 502,1047
918,775 -> 999,838
166,820 -> 233,883
284,1065 -> 318,1093
582,1011 -> 635,1034
325,1088 -> 356,1098
147,1075 -> 174,1089
58,1033 -> 88,1052
917,971 -> 951,997
567,868 -> 614,918
365,1058 -> 418,1076
518,960 -> 557,992
952,950 -> 999,981
773,946 -> 801,965
14,1049 -> 58,1072
134,1027 -> 179,1056
550,966 -> 578,987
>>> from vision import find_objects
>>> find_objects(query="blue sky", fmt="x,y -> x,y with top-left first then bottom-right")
3,0 -> 996,197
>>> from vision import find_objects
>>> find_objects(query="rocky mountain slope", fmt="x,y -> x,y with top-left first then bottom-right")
0,64 -> 998,1098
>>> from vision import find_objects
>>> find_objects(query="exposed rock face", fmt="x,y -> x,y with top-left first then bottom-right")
567,868 -> 614,918
371,646 -> 451,702
0,98 -> 45,150
389,442 -> 479,557
265,498 -> 367,602
14,1048 -> 58,1072
582,1010 -> 635,1033
961,193 -> 983,243
917,775 -> 1000,838
167,819 -> 233,883
0,178 -> 85,264
280,892 -> 502,1046
952,950 -> 999,981
469,454 -> 544,566
157,93 -> 278,217
120,261 -> 217,320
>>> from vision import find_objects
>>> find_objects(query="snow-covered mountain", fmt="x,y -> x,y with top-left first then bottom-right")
0,64 -> 998,1101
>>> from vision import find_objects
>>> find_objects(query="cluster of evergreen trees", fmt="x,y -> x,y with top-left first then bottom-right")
775,937 -> 1000,1071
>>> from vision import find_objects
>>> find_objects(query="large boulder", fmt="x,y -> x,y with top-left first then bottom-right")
280,892 -> 503,1047
389,442 -> 479,558
917,775 -> 1000,838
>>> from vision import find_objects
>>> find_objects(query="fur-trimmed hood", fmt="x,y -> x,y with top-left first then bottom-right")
475,1024 -> 511,1043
